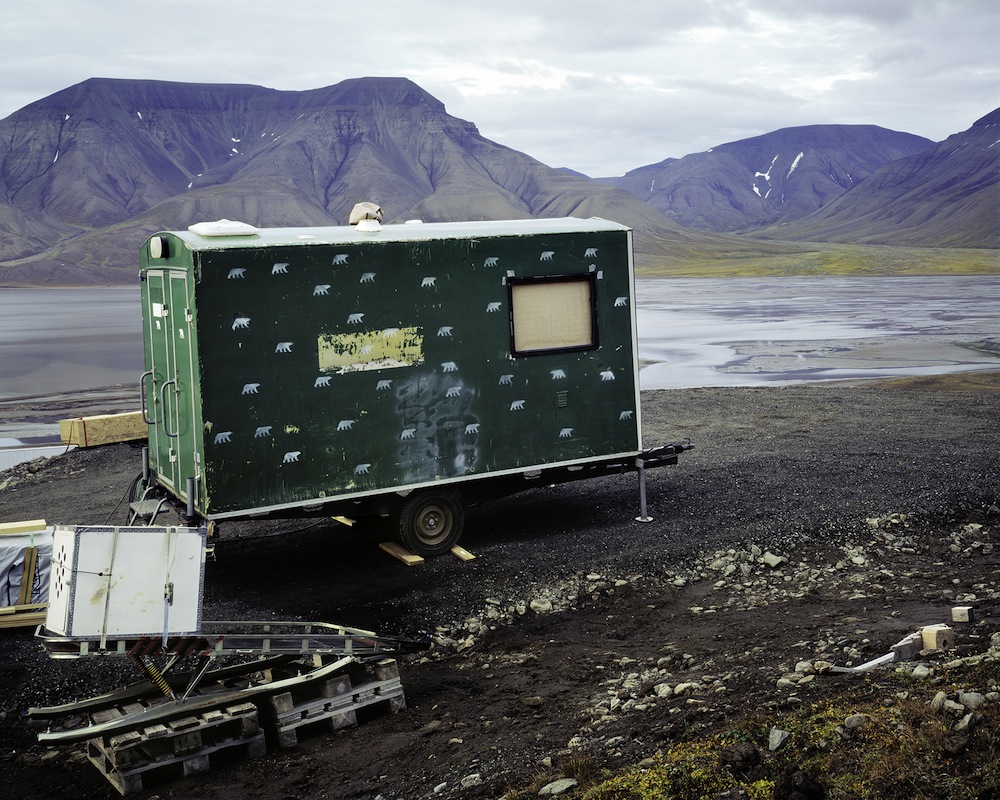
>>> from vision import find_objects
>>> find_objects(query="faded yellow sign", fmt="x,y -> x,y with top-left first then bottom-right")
318,327 -> 424,373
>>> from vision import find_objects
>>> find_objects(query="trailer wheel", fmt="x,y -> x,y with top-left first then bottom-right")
399,491 -> 464,557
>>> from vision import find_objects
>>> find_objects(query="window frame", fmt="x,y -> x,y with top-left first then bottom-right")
507,272 -> 599,357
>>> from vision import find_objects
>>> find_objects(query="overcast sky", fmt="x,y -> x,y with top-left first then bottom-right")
3,0 -> 998,176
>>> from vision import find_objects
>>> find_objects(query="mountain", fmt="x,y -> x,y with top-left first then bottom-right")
0,77 -> 781,286
601,126 -> 935,234
754,108 -> 1000,249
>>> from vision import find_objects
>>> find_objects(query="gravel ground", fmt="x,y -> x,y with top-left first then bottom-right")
1,379 -> 999,798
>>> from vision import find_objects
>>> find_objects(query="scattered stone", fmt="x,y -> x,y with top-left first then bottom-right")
539,778 -> 579,796
768,727 -> 791,751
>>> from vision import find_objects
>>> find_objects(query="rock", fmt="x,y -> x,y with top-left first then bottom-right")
768,727 -> 791,751
911,664 -> 934,680
844,713 -> 868,731
530,598 -> 553,614
460,773 -> 483,788
539,777 -> 579,796
930,691 -> 948,712
521,695 -> 544,708
763,551 -> 786,568
959,691 -> 985,711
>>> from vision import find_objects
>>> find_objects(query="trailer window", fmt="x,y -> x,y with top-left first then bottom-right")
509,275 -> 597,355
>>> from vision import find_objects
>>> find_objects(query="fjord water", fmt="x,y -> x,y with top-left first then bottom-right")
0,277 -> 998,443
637,276 -> 1000,388
0,286 -> 143,401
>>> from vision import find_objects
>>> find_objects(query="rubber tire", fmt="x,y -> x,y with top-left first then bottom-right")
398,490 -> 464,557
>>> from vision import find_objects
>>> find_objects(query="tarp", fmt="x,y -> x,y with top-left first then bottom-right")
0,527 -> 52,607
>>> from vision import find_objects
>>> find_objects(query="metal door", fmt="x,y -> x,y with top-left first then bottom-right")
142,269 -> 200,503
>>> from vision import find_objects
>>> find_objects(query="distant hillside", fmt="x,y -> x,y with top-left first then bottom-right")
601,126 -> 935,234
754,108 -> 1000,249
0,77 -> 781,286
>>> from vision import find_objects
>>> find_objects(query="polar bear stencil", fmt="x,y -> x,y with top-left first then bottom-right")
421,277 -> 437,288
337,419 -> 355,431
275,342 -> 293,353
283,451 -> 301,463
242,383 -> 260,395
360,272 -> 376,283
584,248 -> 598,257
232,316 -> 251,330
540,251 -> 555,261
313,284 -> 331,296
271,262 -> 289,275
483,257 -> 499,267
314,376 -> 331,388
486,302 -> 502,313
332,254 -> 349,265
214,431 -> 233,444
348,313 -> 364,324
227,268 -> 246,280
510,400 -> 526,411
254,426 -> 272,438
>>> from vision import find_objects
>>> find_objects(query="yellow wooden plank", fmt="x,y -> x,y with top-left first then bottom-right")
378,541 -> 425,566
0,603 -> 47,630
60,411 -> 146,447
450,545 -> 476,562
0,519 -> 47,536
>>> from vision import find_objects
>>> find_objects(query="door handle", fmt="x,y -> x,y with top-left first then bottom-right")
160,379 -> 178,438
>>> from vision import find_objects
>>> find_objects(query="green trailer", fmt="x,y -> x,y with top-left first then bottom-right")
138,216 -> 689,555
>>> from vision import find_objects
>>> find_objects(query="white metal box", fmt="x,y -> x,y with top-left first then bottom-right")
45,525 -> 206,639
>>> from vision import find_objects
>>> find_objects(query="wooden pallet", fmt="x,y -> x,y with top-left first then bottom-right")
257,658 -> 406,748
85,702 -> 264,795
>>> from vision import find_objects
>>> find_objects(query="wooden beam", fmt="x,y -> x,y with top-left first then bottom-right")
0,519 -> 47,536
60,411 -> 146,448
378,541 -> 425,566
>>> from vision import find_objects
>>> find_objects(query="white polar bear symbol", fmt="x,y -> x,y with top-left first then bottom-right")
271,262 -> 289,275
483,257 -> 499,267
421,277 -> 437,288
550,369 -> 567,380
283,451 -> 301,463
214,431 -> 233,444
486,302 -> 502,313
614,296 -> 628,307
584,248 -> 598,257
382,328 -> 400,337
332,254 -> 349,265
600,370 -> 615,381
275,342 -> 293,353
559,428 -> 574,438
540,251 -> 555,261
619,410 -> 634,421
446,387 -> 462,398
376,379 -> 392,390
360,344 -> 374,354
242,383 -> 260,395
227,268 -> 246,279
313,284 -> 331,296
337,419 -> 355,431
437,326 -> 453,337
354,463 -> 371,474
314,376 -> 331,388
348,313 -> 364,324
441,362 -> 458,372
232,316 -> 251,330
510,400 -> 526,411
254,426 -> 272,438
465,423 -> 480,434
360,272 -> 376,283
499,374 -> 514,385
400,429 -> 416,440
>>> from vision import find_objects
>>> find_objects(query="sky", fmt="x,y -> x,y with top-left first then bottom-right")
3,0 -> 998,177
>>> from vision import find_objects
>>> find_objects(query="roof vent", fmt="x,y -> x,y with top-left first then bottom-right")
188,219 -> 259,237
